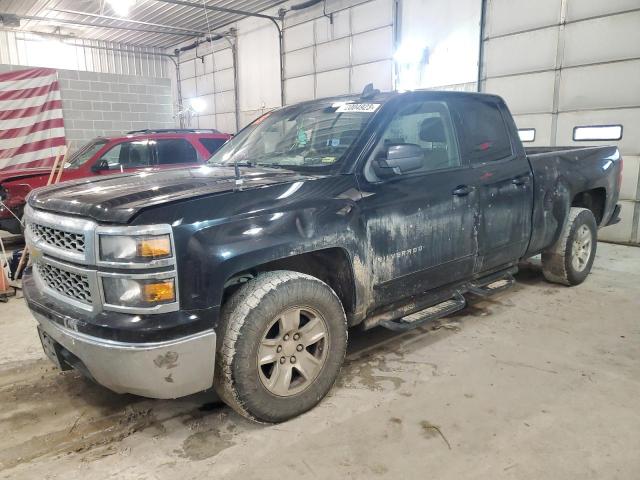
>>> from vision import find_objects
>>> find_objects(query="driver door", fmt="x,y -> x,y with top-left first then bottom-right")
357,94 -> 478,307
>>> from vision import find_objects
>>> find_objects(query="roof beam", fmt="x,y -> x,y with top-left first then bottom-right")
50,8 -> 207,35
14,13 -> 202,37
152,0 -> 281,22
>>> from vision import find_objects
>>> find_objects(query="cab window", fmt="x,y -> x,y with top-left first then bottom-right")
156,139 -> 199,165
450,97 -> 512,163
369,100 -> 461,177
97,140 -> 152,169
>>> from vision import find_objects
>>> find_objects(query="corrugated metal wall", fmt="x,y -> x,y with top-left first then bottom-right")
0,30 -> 169,78
482,0 -> 640,244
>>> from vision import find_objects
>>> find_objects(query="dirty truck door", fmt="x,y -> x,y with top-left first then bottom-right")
357,94 -> 478,308
449,96 -> 533,272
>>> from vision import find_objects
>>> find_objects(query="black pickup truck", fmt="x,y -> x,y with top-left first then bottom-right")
23,89 -> 621,422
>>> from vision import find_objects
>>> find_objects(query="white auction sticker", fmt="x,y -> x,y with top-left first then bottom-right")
336,103 -> 380,113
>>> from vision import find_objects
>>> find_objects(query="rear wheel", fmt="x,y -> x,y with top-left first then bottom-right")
215,271 -> 347,422
542,207 -> 597,286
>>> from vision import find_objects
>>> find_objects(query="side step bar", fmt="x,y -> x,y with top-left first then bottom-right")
468,273 -> 515,297
380,293 -> 466,332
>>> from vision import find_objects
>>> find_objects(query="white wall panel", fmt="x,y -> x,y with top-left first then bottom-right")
316,37 -> 350,72
558,60 -> 640,111
198,114 -> 216,129
484,27 -> 558,77
213,49 -> 233,71
196,73 -> 214,96
599,200 -> 636,243
215,69 -> 235,93
351,0 -> 394,33
620,156 -> 640,201
179,59 -> 195,79
181,77 -> 197,99
485,71 -> 556,114
195,54 -> 214,76
563,12 -> 640,67
285,75 -> 314,104
351,27 -> 394,65
565,0 -> 640,21
351,59 -> 393,93
215,91 -> 235,114
285,47 -> 315,78
285,22 -> 315,52
486,0 -> 560,37
400,0 -> 481,89
216,113 -> 237,134
316,69 -> 350,98
511,113 -> 554,146
195,93 -> 215,115
331,9 -> 352,39
555,108 -> 640,154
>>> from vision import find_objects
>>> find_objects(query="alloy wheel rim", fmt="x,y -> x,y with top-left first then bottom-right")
571,224 -> 592,272
257,306 -> 329,397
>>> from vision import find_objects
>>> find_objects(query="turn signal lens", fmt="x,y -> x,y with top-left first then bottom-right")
137,236 -> 171,258
143,280 -> 175,303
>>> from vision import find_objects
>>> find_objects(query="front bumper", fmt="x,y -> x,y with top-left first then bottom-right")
33,310 -> 216,399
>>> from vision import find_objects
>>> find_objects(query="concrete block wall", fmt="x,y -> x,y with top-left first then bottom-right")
56,69 -> 174,149
0,64 -> 175,151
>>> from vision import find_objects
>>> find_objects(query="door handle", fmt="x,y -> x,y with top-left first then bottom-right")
452,185 -> 472,197
512,175 -> 530,186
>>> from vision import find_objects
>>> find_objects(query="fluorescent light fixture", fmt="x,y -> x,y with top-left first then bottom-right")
573,125 -> 623,141
107,0 -> 136,16
189,97 -> 207,113
518,128 -> 536,142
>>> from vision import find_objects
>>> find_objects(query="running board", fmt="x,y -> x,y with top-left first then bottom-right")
468,273 -> 515,297
380,293 -> 466,332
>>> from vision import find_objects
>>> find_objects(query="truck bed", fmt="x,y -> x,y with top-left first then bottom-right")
524,145 -> 622,256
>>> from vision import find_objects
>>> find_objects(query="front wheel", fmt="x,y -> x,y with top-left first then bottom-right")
542,207 -> 597,285
214,271 -> 347,422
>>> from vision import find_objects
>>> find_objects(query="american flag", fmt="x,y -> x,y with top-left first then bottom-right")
0,67 -> 66,171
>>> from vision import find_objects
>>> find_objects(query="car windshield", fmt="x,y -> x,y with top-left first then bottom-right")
207,100 -> 381,169
64,139 -> 108,168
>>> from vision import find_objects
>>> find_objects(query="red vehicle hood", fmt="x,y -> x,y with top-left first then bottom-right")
0,167 -> 51,184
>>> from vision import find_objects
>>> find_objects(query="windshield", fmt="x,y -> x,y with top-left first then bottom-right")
65,139 -> 108,168
207,100 -> 381,169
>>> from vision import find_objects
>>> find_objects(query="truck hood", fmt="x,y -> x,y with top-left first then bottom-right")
0,167 -> 51,184
28,165 -> 314,223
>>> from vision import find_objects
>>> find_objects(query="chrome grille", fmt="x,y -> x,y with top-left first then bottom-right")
29,223 -> 86,254
36,262 -> 91,304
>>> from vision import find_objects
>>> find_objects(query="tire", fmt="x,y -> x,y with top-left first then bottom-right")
214,271 -> 348,423
542,207 -> 597,286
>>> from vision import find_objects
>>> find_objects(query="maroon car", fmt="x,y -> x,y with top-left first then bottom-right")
0,128 -> 231,234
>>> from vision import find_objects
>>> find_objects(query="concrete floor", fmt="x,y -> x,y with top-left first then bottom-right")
0,242 -> 638,479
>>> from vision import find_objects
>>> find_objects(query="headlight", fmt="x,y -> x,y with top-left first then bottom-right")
99,234 -> 172,263
102,277 -> 176,308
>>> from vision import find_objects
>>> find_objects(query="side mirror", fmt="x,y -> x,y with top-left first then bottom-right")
91,160 -> 109,173
375,143 -> 424,177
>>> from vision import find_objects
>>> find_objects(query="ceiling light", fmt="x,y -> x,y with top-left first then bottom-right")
189,97 -> 207,113
107,0 -> 136,17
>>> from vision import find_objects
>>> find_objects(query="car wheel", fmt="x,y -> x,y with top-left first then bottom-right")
542,207 -> 597,286
214,271 -> 347,422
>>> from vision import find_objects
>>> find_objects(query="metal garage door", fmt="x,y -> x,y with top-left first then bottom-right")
481,0 -> 640,244
283,0 -> 395,104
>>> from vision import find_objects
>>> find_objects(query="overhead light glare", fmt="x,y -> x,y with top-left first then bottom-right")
107,0 -> 136,17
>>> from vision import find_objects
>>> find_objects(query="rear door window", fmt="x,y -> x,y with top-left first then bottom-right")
97,140 -> 152,169
450,97 -> 513,164
199,138 -> 228,155
155,139 -> 199,165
